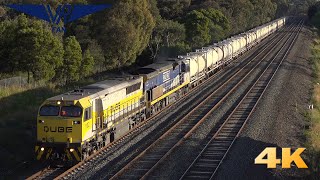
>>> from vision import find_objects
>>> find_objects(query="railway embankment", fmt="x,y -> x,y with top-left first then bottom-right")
216,24 -> 314,179
0,79 -> 96,178
306,29 -> 320,178
0,84 -> 56,177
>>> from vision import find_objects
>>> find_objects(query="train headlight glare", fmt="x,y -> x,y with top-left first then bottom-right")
40,147 -> 44,151
57,101 -> 61,105
73,121 -> 80,125
70,148 -> 74,152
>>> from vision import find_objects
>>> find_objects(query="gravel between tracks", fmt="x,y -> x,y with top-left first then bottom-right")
67,25 -> 302,180
143,24 -> 297,180
71,44 -> 256,180
72,26 -> 283,180
215,26 -> 313,179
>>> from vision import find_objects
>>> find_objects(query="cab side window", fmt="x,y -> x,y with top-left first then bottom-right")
85,107 -> 92,121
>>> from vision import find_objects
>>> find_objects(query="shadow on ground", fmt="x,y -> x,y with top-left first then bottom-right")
216,137 -> 311,180
0,86 -> 57,179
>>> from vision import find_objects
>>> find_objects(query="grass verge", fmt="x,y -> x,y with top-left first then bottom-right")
305,36 -> 320,178
0,84 -> 58,170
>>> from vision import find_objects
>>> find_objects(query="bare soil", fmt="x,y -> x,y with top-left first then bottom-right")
216,25 -> 314,179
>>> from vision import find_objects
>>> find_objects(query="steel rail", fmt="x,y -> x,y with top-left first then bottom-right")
53,21 -> 292,180
30,22 -> 293,180
28,29 -> 277,179
137,21 -> 299,180
26,167 -> 66,180
179,20 -> 303,180
109,23 -> 296,180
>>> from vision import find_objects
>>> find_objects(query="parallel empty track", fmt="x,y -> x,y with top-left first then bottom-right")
26,167 -> 67,180
31,21 -> 298,180
109,22 -> 299,180
180,21 -> 303,180
51,30 -> 282,180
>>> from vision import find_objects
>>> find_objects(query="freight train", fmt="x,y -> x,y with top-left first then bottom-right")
35,17 -> 287,163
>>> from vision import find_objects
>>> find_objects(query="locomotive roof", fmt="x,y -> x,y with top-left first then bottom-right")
133,61 -> 178,79
48,76 -> 142,101
144,61 -> 176,72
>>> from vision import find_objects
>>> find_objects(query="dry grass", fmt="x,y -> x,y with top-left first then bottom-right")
309,105 -> 320,149
305,37 -> 320,178
0,83 -> 58,169
0,80 -> 94,171
309,39 -> 320,151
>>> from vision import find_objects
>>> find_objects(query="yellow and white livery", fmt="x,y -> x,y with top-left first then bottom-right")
36,76 -> 145,162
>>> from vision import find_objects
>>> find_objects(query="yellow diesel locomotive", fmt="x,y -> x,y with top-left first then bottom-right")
36,60 -> 188,163
36,76 -> 146,163
35,17 -> 287,164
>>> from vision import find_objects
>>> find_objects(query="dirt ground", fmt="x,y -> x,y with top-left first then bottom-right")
216,25 -> 314,179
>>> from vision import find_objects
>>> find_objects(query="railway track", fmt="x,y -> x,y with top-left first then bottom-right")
179,21 -> 303,180
29,21 -> 294,180
108,22 -> 300,180
26,167 -> 67,180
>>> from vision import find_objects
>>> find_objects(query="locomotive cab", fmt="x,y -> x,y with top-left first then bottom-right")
36,97 -> 92,164
35,77 -> 146,164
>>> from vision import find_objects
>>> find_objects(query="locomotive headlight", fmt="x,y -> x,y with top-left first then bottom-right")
57,101 -> 61,105
69,148 -> 74,152
38,120 -> 44,123
40,147 -> 45,151
73,121 -> 81,125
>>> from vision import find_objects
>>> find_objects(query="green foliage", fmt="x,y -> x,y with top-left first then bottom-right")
198,8 -> 230,42
183,8 -> 230,48
311,12 -> 320,29
309,2 -> 320,28
0,14 -> 64,82
0,0 -> 301,81
95,0 -> 155,69
305,38 -> 320,178
229,0 -> 255,32
272,0 -> 289,17
250,0 -> 276,28
148,18 -> 186,60
62,36 -> 82,83
0,6 -> 6,18
161,42 -> 191,57
184,10 -> 211,48
0,19 -> 18,72
80,49 -> 95,77
149,0 -> 161,20
157,0 -> 191,19
290,0 -> 317,15
87,40 -> 106,72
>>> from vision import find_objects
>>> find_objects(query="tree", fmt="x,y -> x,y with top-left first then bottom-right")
157,0 -> 191,19
2,14 -> 64,82
272,0 -> 289,17
250,0 -> 276,27
80,49 -> 94,77
94,0 -> 155,69
0,6 -> 6,18
308,2 -> 320,28
0,19 -> 18,73
198,8 -> 230,42
184,10 -> 211,48
87,40 -> 106,72
63,36 -> 82,83
308,2 -> 320,19
148,19 -> 186,60
311,12 -> 320,29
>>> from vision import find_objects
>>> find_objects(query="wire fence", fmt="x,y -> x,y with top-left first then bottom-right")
0,76 -> 28,88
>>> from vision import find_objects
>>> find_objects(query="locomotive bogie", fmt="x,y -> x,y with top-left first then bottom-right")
36,17 -> 288,164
